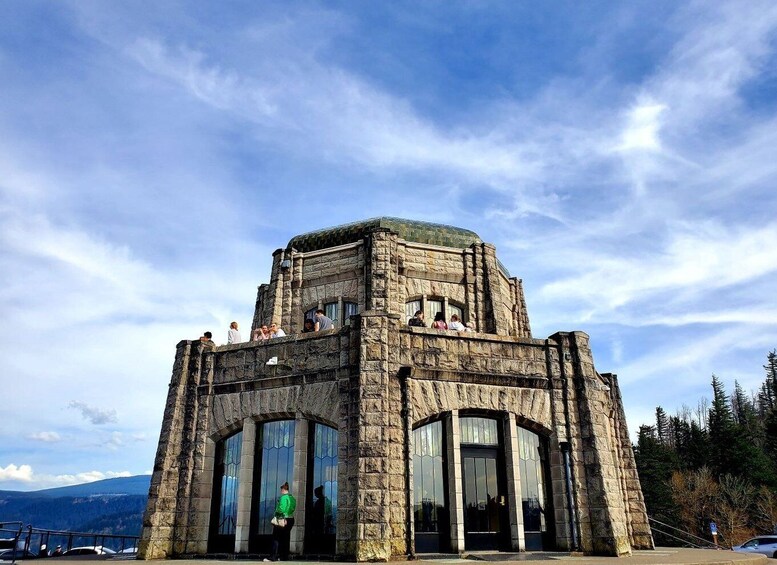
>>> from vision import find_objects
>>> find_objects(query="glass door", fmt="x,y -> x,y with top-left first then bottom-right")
462,447 -> 507,550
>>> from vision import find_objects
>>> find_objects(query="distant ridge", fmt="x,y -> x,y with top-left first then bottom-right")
0,475 -> 151,537
0,475 -> 151,498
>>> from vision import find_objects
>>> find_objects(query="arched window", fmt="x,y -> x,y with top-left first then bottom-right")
413,420 -> 448,552
306,423 -> 338,553
425,299 -> 443,323
343,301 -> 358,325
517,426 -> 551,550
405,297 -> 467,327
209,430 -> 243,552
254,420 -> 296,539
406,300 -> 421,323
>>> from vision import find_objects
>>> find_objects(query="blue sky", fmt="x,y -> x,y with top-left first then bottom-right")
2,1 -> 776,491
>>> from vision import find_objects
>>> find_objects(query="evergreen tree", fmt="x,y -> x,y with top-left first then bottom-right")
708,374 -> 736,476
708,375 -> 777,487
656,406 -> 670,445
634,424 -> 678,520
732,380 -> 763,446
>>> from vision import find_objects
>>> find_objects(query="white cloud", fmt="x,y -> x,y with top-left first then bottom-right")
68,401 -> 118,425
0,464 -> 34,482
616,102 -> 667,152
0,466 -> 133,490
538,223 -> 777,314
27,432 -> 62,443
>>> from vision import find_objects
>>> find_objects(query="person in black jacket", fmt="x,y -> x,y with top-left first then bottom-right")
408,310 -> 426,327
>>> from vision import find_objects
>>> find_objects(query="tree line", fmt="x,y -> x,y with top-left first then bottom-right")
634,350 -> 777,546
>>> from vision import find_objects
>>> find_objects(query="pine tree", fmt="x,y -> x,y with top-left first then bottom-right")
763,351 -> 777,467
656,406 -> 670,445
732,380 -> 763,446
634,424 -> 678,520
708,375 -> 777,487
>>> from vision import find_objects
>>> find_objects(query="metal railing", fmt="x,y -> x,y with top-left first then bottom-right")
1,522 -> 139,562
648,516 -> 727,550
0,522 -> 24,562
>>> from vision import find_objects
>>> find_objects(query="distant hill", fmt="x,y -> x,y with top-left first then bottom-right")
0,475 -> 151,540
34,475 -> 151,498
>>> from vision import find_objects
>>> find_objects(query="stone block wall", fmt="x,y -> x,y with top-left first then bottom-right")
252,227 -> 532,340
142,221 -> 651,561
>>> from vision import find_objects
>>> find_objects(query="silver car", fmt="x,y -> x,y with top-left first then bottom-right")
733,536 -> 777,559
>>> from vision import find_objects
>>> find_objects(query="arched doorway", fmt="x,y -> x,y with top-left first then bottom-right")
249,420 -> 296,553
460,416 -> 509,551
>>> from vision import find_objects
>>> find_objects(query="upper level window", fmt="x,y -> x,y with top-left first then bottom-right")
405,297 -> 466,327
344,302 -> 358,325
425,300 -> 443,323
460,417 -> 499,446
304,300 -> 360,330
406,300 -> 421,322
325,302 -> 338,325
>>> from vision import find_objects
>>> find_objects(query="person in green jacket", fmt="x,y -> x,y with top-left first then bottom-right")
269,482 -> 296,561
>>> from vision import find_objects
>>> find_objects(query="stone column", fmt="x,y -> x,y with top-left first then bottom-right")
364,228 -> 396,312
291,418 -> 309,555
268,249 -> 285,328
462,249 -> 477,330
290,251 -> 304,334
481,243 -> 510,335
445,410 -> 465,553
346,311 -> 400,560
502,414 -> 525,551
511,278 -> 532,338
235,419 -> 257,553
187,438 -> 215,555
604,373 -> 654,550
557,332 -> 632,556
140,340 -> 208,559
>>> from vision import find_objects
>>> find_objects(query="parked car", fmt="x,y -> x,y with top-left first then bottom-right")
0,548 -> 36,560
61,546 -> 116,556
732,535 -> 777,558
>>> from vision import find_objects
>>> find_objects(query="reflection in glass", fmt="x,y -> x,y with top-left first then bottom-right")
447,303 -> 463,322
257,420 -> 295,535
413,421 -> 447,536
460,417 -> 499,446
343,302 -> 359,325
216,431 -> 243,535
325,302 -> 338,325
425,300 -> 443,324
518,427 -> 548,550
406,300 -> 421,323
463,452 -> 501,534
308,423 -> 338,553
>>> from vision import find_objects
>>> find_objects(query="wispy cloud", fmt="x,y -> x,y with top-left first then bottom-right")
1,0 -> 777,480
68,401 -> 118,425
27,432 -> 62,443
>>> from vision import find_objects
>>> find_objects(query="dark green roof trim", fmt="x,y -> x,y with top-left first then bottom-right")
288,217 -> 482,252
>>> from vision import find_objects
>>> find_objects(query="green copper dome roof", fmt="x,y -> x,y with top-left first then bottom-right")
288,217 -> 482,252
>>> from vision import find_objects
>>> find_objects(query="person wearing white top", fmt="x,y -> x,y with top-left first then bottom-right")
448,314 -> 465,331
228,321 -> 242,344
270,322 -> 286,338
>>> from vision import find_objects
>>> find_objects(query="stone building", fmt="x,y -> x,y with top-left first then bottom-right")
139,217 -> 653,561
